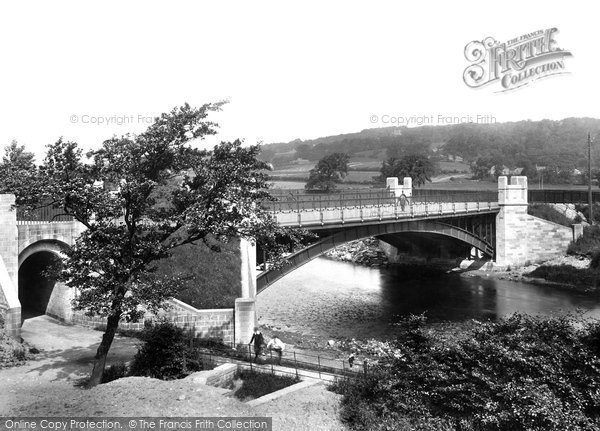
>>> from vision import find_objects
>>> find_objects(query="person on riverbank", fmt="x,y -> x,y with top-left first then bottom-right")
249,327 -> 265,362
267,334 -> 285,365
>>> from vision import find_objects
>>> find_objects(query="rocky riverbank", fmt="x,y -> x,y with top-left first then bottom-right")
461,255 -> 599,293
324,237 -> 388,266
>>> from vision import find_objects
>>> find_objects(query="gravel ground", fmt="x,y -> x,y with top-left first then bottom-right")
0,316 -> 346,431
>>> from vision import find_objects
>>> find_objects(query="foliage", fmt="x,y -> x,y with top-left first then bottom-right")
0,140 -> 38,205
261,118 -> 600,177
305,152 -> 350,192
154,238 -> 241,309
101,362 -> 128,383
527,265 -> 600,290
375,154 -> 436,187
234,370 -> 299,401
15,103 -> 311,386
0,324 -> 35,368
470,155 -> 501,180
568,225 -> 600,255
527,204 -> 574,227
331,314 -> 600,431
130,321 -> 202,380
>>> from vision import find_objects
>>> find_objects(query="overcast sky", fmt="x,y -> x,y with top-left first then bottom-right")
0,1 -> 596,161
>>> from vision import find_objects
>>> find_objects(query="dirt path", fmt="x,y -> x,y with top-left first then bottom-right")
1,316 -> 346,431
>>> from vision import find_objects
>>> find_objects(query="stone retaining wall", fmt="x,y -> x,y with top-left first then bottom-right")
526,216 -> 575,263
71,299 -> 235,344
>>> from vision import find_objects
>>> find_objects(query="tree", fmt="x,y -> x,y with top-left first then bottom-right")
0,140 -> 38,204
305,152 -> 350,192
26,103 -> 309,386
377,154 -> 436,187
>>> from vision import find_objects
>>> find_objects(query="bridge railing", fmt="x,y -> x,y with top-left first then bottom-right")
16,204 -> 73,222
265,188 -> 498,213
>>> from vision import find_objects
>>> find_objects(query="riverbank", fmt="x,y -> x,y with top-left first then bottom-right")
324,238 -> 388,266
462,255 -> 600,294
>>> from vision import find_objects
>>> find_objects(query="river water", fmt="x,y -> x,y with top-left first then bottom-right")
256,257 -> 600,341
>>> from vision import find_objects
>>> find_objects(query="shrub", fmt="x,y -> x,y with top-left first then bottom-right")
102,362 -> 128,383
527,264 -> 599,289
234,370 -> 299,401
129,321 -> 202,380
331,314 -> 600,430
568,225 -> 600,255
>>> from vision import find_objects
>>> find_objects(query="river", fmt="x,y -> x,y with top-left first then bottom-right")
256,257 -> 600,341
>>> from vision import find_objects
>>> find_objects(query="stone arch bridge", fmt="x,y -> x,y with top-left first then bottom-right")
0,176 -> 587,342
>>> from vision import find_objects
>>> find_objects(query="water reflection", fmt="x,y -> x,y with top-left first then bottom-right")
257,257 -> 600,340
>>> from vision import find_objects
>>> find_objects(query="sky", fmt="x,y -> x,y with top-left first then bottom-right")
0,0 -> 597,161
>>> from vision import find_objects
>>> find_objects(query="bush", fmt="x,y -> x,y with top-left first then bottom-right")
102,362 -> 128,383
129,321 -> 202,380
331,314 -> 600,430
527,264 -> 600,289
234,370 -> 299,401
568,225 -> 600,255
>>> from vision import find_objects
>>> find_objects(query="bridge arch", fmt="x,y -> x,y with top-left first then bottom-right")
18,240 -> 70,321
257,219 -> 493,293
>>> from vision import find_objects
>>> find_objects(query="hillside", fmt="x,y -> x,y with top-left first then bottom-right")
260,118 -> 600,171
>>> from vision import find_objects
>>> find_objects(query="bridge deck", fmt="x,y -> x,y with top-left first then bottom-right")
271,199 -> 500,228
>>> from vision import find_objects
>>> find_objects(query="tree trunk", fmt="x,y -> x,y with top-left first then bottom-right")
88,311 -> 121,387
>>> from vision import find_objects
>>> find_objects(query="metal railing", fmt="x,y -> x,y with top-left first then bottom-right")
192,339 -> 368,381
265,188 -> 498,213
16,203 -> 73,222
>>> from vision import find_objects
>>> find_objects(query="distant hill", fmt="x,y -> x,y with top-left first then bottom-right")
259,118 -> 600,173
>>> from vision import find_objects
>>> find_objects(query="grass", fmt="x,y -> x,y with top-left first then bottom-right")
152,236 -> 241,309
527,265 -> 600,291
0,321 -> 36,368
233,370 -> 300,401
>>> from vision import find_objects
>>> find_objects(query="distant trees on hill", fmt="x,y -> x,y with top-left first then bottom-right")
305,153 -> 350,192
376,155 -> 436,187
260,118 -> 600,182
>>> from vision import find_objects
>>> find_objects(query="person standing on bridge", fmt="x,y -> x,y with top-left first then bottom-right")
249,327 -> 265,362
399,192 -> 407,211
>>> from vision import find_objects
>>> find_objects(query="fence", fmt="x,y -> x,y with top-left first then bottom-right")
191,339 -> 370,381
265,188 -> 499,213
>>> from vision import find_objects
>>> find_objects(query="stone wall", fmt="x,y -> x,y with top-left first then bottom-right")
495,176 -> 579,266
17,220 -> 85,253
526,215 -> 575,262
45,282 -> 74,322
71,299 -> 235,344
0,195 -> 20,336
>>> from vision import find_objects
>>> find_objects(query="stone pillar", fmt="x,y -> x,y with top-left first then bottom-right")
495,176 -> 528,266
234,297 -> 256,345
239,237 -> 256,298
0,194 -> 20,337
235,238 -> 257,345
386,177 -> 413,198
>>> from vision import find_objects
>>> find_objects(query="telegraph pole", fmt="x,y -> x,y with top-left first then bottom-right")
589,133 -> 593,224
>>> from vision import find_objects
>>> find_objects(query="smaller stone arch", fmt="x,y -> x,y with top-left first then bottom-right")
18,240 -> 71,322
18,239 -> 69,268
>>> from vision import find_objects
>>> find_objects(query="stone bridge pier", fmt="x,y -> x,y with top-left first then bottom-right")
495,176 -> 581,267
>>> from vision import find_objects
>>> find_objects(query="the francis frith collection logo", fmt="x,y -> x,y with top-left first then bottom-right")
463,28 -> 572,92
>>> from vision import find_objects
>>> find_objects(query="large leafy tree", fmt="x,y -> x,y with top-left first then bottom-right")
24,103 -> 309,386
305,152 -> 350,192
0,140 -> 38,203
377,154 -> 436,187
